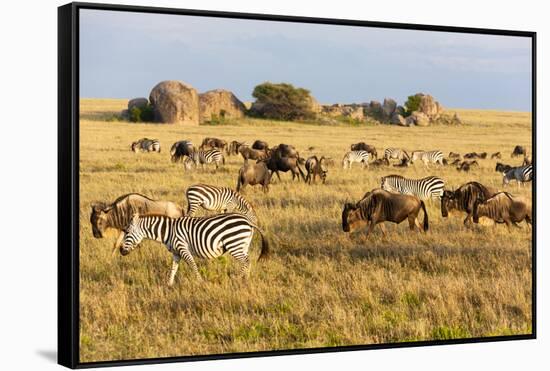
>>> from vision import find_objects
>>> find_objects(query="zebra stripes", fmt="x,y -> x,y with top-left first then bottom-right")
410,150 -> 444,167
185,184 -> 257,224
121,213 -> 269,285
132,138 -> 160,153
503,164 -> 533,186
384,148 -> 409,162
342,150 -> 370,169
381,174 -> 445,200
190,148 -> 225,169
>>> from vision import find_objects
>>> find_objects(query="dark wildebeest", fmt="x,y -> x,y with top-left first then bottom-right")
227,141 -> 247,156
236,161 -> 271,193
200,137 -> 227,152
90,193 -> 183,253
441,182 -> 497,225
456,160 -> 479,172
448,152 -> 461,159
305,156 -> 328,184
239,145 -> 268,163
491,152 -> 502,159
495,162 -> 513,173
371,158 -> 390,167
272,143 -> 299,159
252,140 -> 269,151
464,152 -> 487,159
450,158 -> 462,166
131,138 -> 160,153
341,189 -> 429,236
350,142 -> 378,159
511,145 -> 527,158
473,192 -> 532,229
170,140 -> 193,162
265,154 -> 306,182
393,158 -> 410,168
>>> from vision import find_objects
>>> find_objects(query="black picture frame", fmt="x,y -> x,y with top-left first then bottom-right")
58,2 -> 537,368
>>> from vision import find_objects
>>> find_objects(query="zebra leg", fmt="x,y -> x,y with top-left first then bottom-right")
168,254 -> 180,286
178,248 -> 202,280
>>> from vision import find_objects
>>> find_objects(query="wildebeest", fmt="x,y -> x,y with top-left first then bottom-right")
473,192 -> 532,229
236,161 -> 271,193
252,140 -> 269,151
450,159 -> 462,166
441,182 -> 497,225
491,152 -> 502,159
448,152 -> 461,159
200,137 -> 227,151
371,158 -> 390,167
227,140 -> 248,156
393,158 -> 410,167
350,142 -> 378,159
272,143 -> 299,159
265,154 -> 306,182
341,189 -> 429,236
503,165 -> 532,187
511,145 -> 527,158
170,140 -> 193,162
305,156 -> 328,184
90,193 -> 183,252
239,145 -> 268,163
456,160 -> 479,172
495,162 -> 513,173
131,138 -> 160,153
464,152 -> 487,159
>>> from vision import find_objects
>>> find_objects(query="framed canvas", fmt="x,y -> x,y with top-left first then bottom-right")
58,2 -> 536,368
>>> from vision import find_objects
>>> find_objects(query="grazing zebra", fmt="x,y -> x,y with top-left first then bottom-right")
384,148 -> 410,162
120,213 -> 269,285
381,174 -> 445,200
342,150 -> 370,169
131,138 -> 160,153
185,184 -> 257,224
190,148 -> 225,169
410,150 -> 444,167
503,164 -> 533,187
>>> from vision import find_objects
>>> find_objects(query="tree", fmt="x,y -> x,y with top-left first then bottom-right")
251,82 -> 316,121
404,94 -> 422,117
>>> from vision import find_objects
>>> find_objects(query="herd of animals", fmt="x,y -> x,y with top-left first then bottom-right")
90,138 -> 533,286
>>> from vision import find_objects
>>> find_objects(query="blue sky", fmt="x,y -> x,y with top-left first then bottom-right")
80,9 -> 532,111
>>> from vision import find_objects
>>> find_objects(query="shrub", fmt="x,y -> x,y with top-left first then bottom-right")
129,104 -> 154,123
404,94 -> 422,117
251,82 -> 316,121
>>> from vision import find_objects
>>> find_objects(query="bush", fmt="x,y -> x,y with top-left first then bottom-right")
404,94 -> 422,117
129,104 -> 154,123
251,82 -> 316,121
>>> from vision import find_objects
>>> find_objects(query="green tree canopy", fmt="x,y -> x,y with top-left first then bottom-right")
251,82 -> 315,121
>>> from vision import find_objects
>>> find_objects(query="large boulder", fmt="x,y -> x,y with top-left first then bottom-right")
128,97 -> 148,111
199,89 -> 246,123
390,113 -> 407,126
411,111 -> 430,126
414,93 -> 444,120
149,80 -> 199,124
382,98 -> 397,120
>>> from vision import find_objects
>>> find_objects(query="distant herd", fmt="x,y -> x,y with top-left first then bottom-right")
88,137 -> 533,285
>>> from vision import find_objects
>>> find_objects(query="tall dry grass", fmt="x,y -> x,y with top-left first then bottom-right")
79,99 -> 532,362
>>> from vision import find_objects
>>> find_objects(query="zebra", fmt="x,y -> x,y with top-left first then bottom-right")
503,164 -> 532,187
190,148 -> 225,169
131,138 -> 160,153
381,174 -> 445,200
342,150 -> 370,169
410,150 -> 444,167
185,184 -> 257,224
384,148 -> 410,162
120,213 -> 269,285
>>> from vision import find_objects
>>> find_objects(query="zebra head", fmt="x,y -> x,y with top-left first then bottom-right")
120,214 -> 145,256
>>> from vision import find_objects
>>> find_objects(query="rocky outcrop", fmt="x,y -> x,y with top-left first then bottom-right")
321,104 -> 365,121
390,113 -> 407,126
408,111 -> 430,126
128,97 -> 148,111
149,80 -> 199,124
199,89 -> 246,123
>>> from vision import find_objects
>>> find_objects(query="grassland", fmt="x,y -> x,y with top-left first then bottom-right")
79,98 -> 533,362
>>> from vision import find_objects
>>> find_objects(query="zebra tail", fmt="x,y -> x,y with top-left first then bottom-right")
420,200 -> 429,231
250,225 -> 270,261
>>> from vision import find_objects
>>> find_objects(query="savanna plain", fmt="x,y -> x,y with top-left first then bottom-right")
79,99 -> 532,362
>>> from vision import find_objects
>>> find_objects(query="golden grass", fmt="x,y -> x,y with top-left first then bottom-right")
79,98 -> 532,362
